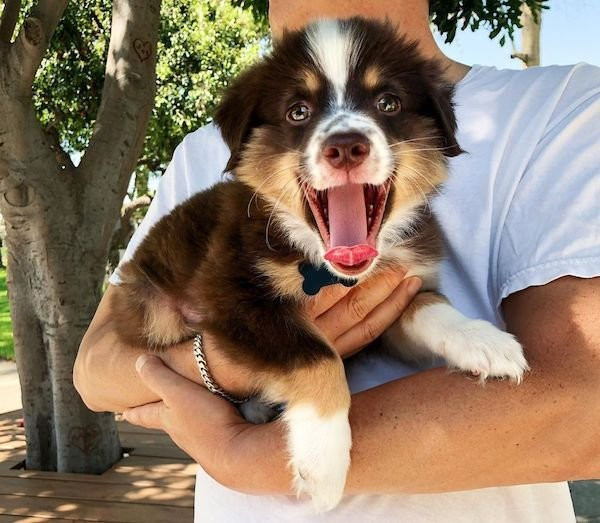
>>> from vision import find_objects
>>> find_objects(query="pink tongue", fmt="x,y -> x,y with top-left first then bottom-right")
324,184 -> 379,266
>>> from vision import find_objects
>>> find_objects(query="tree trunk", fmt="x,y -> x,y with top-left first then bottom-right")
108,194 -> 152,275
512,2 -> 542,67
0,0 -> 161,473
4,190 -> 121,471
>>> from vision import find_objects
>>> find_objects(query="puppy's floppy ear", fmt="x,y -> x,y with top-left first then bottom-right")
427,84 -> 464,157
214,66 -> 263,172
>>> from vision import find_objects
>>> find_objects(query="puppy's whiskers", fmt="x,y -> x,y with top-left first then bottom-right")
264,176 -> 303,251
247,161 -> 305,217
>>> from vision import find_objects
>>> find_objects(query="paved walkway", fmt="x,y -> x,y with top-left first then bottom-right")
0,360 -> 21,414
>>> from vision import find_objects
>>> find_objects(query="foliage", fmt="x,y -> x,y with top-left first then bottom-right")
0,266 -> 14,361
25,0 -> 546,198
240,0 -> 548,46
430,0 -> 548,45
28,0 -> 267,197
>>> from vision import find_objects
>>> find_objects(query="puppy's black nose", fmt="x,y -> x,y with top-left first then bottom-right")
322,133 -> 370,170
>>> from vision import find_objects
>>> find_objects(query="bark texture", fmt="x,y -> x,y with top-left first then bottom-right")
512,2 -> 541,67
108,194 -> 152,274
0,0 -> 161,472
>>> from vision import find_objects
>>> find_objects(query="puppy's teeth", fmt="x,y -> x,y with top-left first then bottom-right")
369,204 -> 374,213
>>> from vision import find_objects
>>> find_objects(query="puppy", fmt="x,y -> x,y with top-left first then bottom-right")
111,18 -> 528,511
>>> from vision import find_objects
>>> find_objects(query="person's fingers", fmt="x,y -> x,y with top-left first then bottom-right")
123,401 -> 165,430
334,276 -> 422,357
135,354 -> 201,406
305,283 -> 353,319
314,268 -> 407,340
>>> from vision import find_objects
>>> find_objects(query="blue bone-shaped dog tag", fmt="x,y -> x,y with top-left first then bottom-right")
299,262 -> 358,296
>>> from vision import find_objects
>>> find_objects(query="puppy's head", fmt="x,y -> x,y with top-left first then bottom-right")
215,17 -> 462,279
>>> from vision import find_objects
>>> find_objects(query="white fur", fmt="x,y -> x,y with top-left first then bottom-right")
274,210 -> 324,267
306,20 -> 359,107
305,110 -> 393,191
377,201 -> 423,250
284,405 -> 351,512
402,302 -> 529,382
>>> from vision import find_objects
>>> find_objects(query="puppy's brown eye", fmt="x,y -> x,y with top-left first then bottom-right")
376,94 -> 401,114
287,103 -> 311,123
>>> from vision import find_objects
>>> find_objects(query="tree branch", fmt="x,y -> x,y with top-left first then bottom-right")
79,0 -> 161,211
10,0 -> 69,91
79,0 -> 161,226
510,52 -> 529,66
122,194 -> 152,220
0,0 -> 21,43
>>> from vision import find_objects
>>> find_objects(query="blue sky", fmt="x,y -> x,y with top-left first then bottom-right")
434,0 -> 599,69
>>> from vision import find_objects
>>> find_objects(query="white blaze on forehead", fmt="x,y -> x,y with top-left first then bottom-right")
306,20 -> 361,106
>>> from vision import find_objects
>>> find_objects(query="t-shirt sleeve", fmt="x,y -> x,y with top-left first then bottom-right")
496,64 -> 600,303
109,124 -> 230,285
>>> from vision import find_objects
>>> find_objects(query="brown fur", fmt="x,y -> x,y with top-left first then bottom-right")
112,18 -> 462,412
363,65 -> 381,90
262,356 -> 350,417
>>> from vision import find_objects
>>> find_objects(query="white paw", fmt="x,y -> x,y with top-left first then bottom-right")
239,397 -> 281,424
442,320 -> 529,383
284,406 -> 351,512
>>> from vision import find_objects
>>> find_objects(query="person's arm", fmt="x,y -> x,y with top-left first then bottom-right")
74,269 -> 418,412
124,276 -> 600,494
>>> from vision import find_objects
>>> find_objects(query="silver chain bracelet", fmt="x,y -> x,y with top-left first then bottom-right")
192,333 -> 247,404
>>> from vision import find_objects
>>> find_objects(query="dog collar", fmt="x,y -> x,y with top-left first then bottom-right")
299,262 -> 358,296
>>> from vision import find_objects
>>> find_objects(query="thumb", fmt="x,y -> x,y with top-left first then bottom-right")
135,354 -> 200,405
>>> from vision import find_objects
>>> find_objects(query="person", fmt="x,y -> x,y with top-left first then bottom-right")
74,0 -> 600,521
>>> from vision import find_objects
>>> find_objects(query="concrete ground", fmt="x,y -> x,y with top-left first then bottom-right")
0,360 -> 21,414
0,359 -> 597,519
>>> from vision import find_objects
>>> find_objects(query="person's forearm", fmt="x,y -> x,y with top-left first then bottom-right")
227,365 -> 600,495
75,286 -> 255,412
75,318 -> 192,411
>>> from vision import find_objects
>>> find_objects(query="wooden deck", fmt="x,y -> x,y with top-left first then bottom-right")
0,410 -> 195,522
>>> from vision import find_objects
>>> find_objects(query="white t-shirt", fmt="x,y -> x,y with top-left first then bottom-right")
111,63 -> 600,522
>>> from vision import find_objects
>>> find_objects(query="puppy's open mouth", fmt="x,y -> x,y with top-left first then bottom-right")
304,181 -> 391,276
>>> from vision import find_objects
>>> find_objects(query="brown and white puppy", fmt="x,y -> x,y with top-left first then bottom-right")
111,18 -> 528,511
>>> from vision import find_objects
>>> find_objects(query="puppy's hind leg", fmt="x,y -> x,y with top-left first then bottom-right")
263,354 -> 351,512
383,292 -> 529,382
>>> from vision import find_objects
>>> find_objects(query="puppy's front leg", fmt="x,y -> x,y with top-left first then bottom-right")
383,292 -> 529,382
263,354 -> 351,512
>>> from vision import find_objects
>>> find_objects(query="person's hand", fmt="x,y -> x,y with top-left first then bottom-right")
122,354 -> 255,486
197,270 -> 422,397
305,270 -> 422,358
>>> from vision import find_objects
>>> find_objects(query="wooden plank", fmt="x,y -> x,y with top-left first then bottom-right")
115,420 -> 163,435
0,411 -> 22,422
0,440 -> 25,451
0,449 -> 25,466
0,494 -> 193,522
0,434 -> 25,444
119,432 -> 176,447
0,477 -> 193,508
0,516 -> 77,522
0,409 -> 196,521
0,467 -> 195,491
105,456 -> 197,478
0,422 -> 23,433
128,444 -> 190,460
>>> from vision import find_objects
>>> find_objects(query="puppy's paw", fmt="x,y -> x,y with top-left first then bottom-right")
284,405 -> 351,512
443,320 -> 529,383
